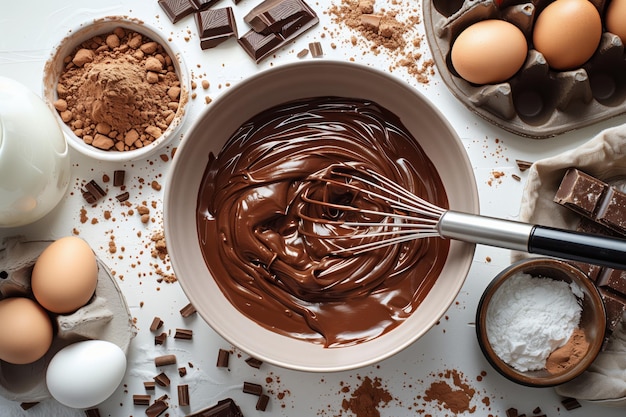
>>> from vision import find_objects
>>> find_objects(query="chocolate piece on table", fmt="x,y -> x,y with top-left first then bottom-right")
216,348 -> 230,367
505,408 -> 518,417
133,394 -> 152,406
244,0 -> 309,34
85,179 -> 106,200
180,302 -> 197,317
191,0 -> 221,10
159,0 -> 196,23
115,191 -> 130,202
309,41 -> 323,57
238,0 -> 318,63
597,268 -> 626,296
256,394 -> 270,411
82,190 -> 97,204
186,398 -> 244,417
561,397 -> 582,410
554,168 -> 607,217
84,409 -> 101,417
598,287 -> 626,335
195,8 -> 238,50
20,402 -> 39,410
178,384 -> 190,406
179,366 -> 188,377
154,372 -> 171,387
144,380 -> 156,390
596,186 -> 626,235
243,381 -> 263,396
155,354 -> 177,367
245,356 -> 263,368
146,399 -> 169,417
150,316 -> 164,331
155,332 -> 167,345
113,170 -> 125,186
175,328 -> 193,339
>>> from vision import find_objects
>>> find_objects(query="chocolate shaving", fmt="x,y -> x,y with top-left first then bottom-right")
245,356 -> 263,369
154,372 -> 171,387
175,328 -> 193,340
216,348 -> 230,367
150,316 -> 164,331
178,384 -> 190,406
243,381 -> 263,396
155,354 -> 177,367
155,332 -> 167,345
145,399 -> 169,417
180,302 -> 197,317
515,159 -> 532,172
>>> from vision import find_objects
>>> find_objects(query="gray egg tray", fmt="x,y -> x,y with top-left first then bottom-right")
0,238 -> 135,403
423,0 -> 626,138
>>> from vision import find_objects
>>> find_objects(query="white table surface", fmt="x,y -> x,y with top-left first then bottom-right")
2,1 -> 626,416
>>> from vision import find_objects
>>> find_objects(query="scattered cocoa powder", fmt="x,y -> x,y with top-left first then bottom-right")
54,26 -> 183,152
423,369 -> 476,414
546,328 -> 589,374
328,0 -> 435,83
341,376 -> 392,417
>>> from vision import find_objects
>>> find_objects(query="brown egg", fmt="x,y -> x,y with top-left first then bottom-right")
0,297 -> 54,364
451,20 -> 528,85
606,0 -> 626,44
533,0 -> 602,70
31,237 -> 98,314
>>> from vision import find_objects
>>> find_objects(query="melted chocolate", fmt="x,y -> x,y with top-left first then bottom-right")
196,97 -> 449,347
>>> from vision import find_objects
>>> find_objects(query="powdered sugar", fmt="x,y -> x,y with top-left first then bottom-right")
486,272 -> 582,372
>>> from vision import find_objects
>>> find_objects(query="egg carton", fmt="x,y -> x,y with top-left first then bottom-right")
0,237 -> 135,403
423,0 -> 626,138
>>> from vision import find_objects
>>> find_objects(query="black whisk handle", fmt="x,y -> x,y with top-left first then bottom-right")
529,225 -> 626,270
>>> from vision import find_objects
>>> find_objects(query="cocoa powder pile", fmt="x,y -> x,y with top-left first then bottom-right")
54,27 -> 183,152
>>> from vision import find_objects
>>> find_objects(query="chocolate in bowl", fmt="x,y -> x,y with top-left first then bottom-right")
164,61 -> 478,372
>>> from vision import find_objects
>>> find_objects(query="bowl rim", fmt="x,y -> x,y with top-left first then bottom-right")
41,15 -> 190,162
164,59 -> 479,372
475,257 -> 606,387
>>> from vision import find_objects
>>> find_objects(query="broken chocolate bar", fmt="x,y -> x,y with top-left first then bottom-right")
159,0 -> 196,23
133,394 -> 152,406
554,168 -> 607,218
154,372 -> 171,387
146,399 -> 169,417
178,384 -> 190,406
113,170 -> 125,186
186,398 -> 244,417
155,354 -> 177,367
309,41 -> 323,57
256,394 -> 270,411
561,397 -> 582,410
243,381 -> 263,396
238,0 -> 318,63
216,348 -> 230,367
245,356 -> 263,368
195,8 -> 238,49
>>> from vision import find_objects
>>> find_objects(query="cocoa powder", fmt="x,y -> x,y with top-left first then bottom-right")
341,376 -> 392,417
423,369 -> 476,414
54,27 -> 183,152
545,328 -> 589,374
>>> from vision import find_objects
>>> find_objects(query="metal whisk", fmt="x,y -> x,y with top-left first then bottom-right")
299,165 -> 626,270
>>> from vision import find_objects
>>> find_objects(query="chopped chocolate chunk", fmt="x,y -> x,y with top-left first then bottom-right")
175,328 -> 193,340
133,394 -> 152,406
216,348 -> 230,367
243,381 -> 263,396
186,398 -> 244,417
512,174 -> 521,181
20,402 -> 39,410
597,187 -> 626,234
146,399 -> 169,417
179,366 -> 188,377
155,332 -> 167,345
155,354 -> 177,367
195,8 -> 238,49
115,191 -> 130,202
297,48 -> 309,58
505,408 -> 518,417
178,384 -> 190,406
515,159 -> 532,171
238,0 -> 318,63
144,381 -> 156,390
180,302 -> 197,317
82,190 -> 98,204
561,397 -> 582,410
84,408 -> 101,417
150,316 -> 164,331
598,287 -> 626,335
256,394 -> 270,411
158,0 -> 196,23
85,179 -> 107,201
154,372 -> 171,387
245,356 -> 263,368
113,170 -> 126,186
309,41 -> 323,57
554,168 -> 607,218
597,268 -> 626,296
532,407 -> 542,414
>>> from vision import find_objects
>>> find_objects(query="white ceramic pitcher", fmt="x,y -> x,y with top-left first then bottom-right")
0,76 -> 70,227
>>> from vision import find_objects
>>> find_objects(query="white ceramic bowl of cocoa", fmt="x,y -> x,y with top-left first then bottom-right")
43,16 -> 189,162
164,60 -> 478,372
476,257 -> 606,387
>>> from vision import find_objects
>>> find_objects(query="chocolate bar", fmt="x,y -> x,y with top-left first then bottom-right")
195,8 -> 238,49
238,0 -> 318,63
186,398 -> 244,417
159,0 -> 218,23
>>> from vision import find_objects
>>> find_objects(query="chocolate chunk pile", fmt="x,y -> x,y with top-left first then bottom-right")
555,167 -> 626,346
158,0 -> 318,62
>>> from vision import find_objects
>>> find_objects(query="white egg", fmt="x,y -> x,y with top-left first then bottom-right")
46,340 -> 127,409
